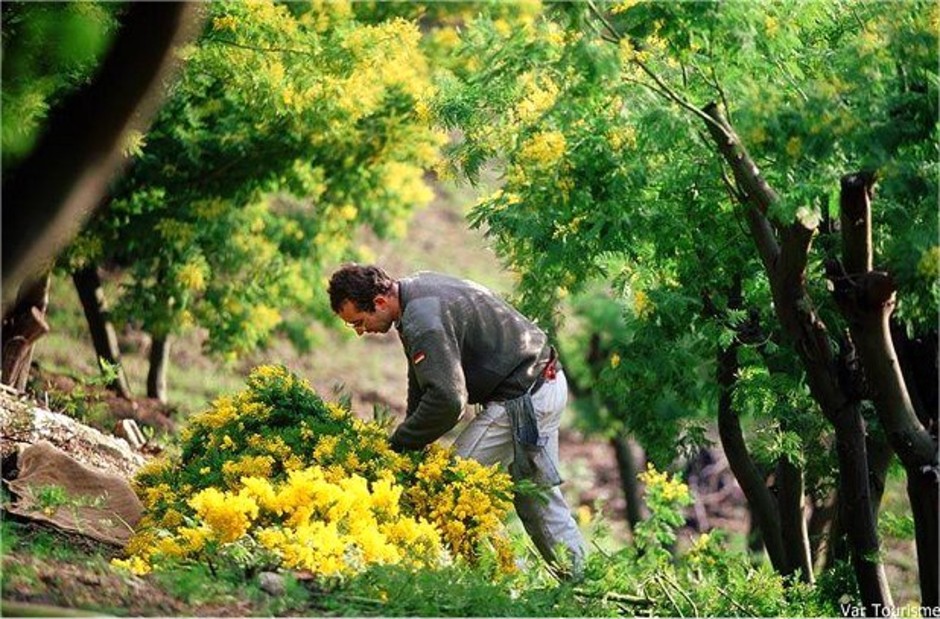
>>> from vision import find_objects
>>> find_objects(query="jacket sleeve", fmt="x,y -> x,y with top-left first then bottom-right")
390,325 -> 467,451
404,354 -> 422,417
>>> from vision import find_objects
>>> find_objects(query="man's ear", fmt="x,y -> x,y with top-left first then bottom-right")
374,295 -> 388,310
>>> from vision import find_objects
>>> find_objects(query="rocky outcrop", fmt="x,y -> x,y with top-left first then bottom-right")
0,387 -> 145,478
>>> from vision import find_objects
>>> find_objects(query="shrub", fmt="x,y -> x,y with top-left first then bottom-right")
574,465 -> 838,617
115,365 -> 514,578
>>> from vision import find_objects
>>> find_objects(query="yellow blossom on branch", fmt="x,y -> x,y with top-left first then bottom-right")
639,463 -> 692,505
515,73 -> 560,123
188,487 -> 259,543
518,130 -> 567,167
122,365 -> 515,578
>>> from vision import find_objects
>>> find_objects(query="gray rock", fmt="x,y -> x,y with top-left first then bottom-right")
258,571 -> 285,596
114,419 -> 146,451
0,390 -> 145,477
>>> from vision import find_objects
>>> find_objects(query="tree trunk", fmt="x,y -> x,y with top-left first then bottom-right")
569,332 -> 647,531
890,325 -> 937,431
1,3 -> 203,310
808,491 -> 836,565
822,434 -> 893,574
716,335 -> 788,575
611,434 -> 643,531
823,489 -> 850,570
711,274 -> 794,577
866,432 -> 894,517
890,327 -> 938,605
832,409 -> 894,608
747,509 -> 766,557
776,457 -> 814,583
892,328 -> 939,606
147,335 -> 170,404
71,265 -> 132,399
891,325 -> 937,429
831,172 -> 939,606
1,273 -> 51,390
702,103 -> 893,613
908,471 -> 939,607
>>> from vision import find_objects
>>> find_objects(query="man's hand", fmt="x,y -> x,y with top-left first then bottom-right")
389,434 -> 407,453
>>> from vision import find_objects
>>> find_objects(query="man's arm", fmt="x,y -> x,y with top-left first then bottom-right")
390,325 -> 466,451
405,355 -> 421,416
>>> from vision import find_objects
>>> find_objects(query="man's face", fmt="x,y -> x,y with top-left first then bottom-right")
337,297 -> 395,336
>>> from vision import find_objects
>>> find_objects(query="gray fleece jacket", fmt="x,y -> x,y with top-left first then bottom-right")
389,272 -> 551,451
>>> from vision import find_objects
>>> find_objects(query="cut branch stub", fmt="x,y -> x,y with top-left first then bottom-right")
840,172 -> 876,275
860,271 -> 897,311
778,221 -> 816,290
1,274 -> 52,390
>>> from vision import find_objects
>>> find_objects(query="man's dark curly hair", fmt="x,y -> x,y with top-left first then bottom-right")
328,264 -> 395,313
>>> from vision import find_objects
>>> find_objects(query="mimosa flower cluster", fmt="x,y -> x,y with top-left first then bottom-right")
114,365 -> 514,577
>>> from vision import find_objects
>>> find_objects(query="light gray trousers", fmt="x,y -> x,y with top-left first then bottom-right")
453,369 -> 586,575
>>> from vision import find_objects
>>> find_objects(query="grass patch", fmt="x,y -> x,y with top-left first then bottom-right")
13,527 -> 86,563
1,560 -> 42,593
321,563 -> 585,617
1,519 -> 21,556
152,563 -> 243,606
149,562 -> 311,612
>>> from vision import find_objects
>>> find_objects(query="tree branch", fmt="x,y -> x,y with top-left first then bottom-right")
622,75 -> 673,102
776,456 -> 814,582
832,172 -> 937,470
633,58 -> 732,139
701,103 -> 781,274
700,106 -> 893,612
712,280 -> 788,575
779,220 -> 816,289
585,0 -> 622,43
586,0 -> 733,141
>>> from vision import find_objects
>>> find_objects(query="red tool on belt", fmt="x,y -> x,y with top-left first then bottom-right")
542,348 -> 559,380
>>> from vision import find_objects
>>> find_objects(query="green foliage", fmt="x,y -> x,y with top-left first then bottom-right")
1,519 -> 21,556
1,2 -> 117,168
432,0 -> 936,584
633,465 -> 694,559
4,454 -> 847,616
428,2 -> 761,470
24,484 -> 108,534
149,561 -> 305,610
320,464 -> 841,617
64,0 -> 445,359
879,511 -> 916,542
559,276 -> 715,465
324,563 -> 587,617
571,465 -> 838,616
445,0 -> 938,332
814,560 -> 862,609
43,374 -> 112,431
3,522 -> 86,563
31,484 -> 70,514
